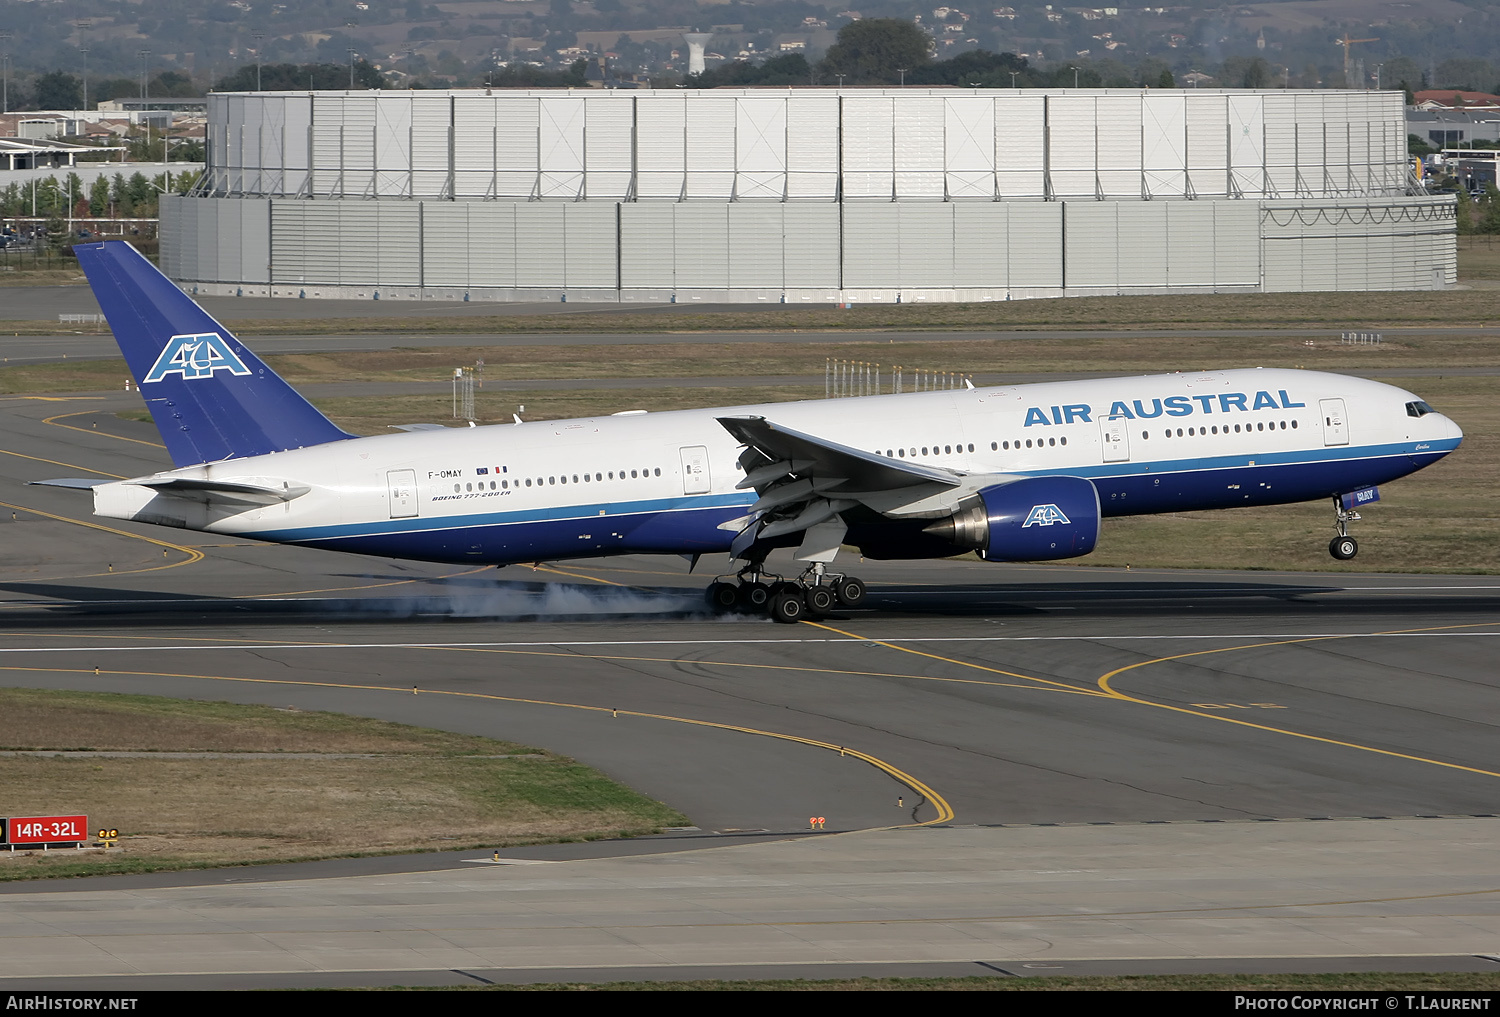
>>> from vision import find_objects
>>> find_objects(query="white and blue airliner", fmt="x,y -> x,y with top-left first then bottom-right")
43,242 -> 1463,622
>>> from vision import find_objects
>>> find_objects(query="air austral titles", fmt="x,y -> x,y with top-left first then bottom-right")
41,242 -> 1463,623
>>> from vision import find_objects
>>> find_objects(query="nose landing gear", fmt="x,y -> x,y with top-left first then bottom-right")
1329,496 -> 1360,561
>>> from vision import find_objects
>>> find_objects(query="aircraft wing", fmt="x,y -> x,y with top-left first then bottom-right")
717,416 -> 961,492
717,414 -> 1004,562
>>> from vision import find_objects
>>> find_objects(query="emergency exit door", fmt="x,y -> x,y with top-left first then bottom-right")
679,446 -> 711,495
1319,398 -> 1349,446
387,469 -> 418,518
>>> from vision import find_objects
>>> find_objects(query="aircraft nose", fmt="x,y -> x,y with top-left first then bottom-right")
1444,413 -> 1464,445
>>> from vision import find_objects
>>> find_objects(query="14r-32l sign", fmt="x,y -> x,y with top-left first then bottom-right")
3,815 -> 88,845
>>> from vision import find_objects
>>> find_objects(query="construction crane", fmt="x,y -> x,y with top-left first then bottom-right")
1336,33 -> 1378,87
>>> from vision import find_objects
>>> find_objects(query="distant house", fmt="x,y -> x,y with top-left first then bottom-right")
1414,90 -> 1500,110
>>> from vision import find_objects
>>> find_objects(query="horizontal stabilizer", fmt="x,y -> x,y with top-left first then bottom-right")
27,478 -> 106,490
131,477 -> 310,502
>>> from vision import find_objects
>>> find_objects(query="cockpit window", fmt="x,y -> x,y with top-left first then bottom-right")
1406,400 -> 1437,418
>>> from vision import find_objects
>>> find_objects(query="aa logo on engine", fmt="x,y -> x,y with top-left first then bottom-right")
1022,503 -> 1071,527
143,333 -> 252,383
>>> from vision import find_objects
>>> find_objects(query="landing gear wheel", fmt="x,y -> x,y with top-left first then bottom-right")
804,586 -> 836,616
832,576 -> 866,607
707,582 -> 739,611
1329,536 -> 1359,561
770,591 -> 806,624
738,582 -> 771,611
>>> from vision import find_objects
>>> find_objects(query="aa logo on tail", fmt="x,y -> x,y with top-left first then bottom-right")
1022,503 -> 1071,528
143,333 -> 252,383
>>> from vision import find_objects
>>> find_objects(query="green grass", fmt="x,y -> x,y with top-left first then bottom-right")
0,689 -> 688,881
1457,235 -> 1500,280
14,328 -> 1500,395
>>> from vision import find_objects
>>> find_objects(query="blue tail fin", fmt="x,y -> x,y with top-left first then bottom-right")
75,241 -> 353,467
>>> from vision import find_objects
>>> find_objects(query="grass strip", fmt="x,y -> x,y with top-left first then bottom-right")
5,331 -> 1499,394
0,688 -> 688,881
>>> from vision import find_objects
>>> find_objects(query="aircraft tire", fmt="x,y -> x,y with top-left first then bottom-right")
738,582 -> 771,611
804,586 -> 835,616
1329,536 -> 1358,560
707,582 -> 739,611
833,577 -> 866,607
770,591 -> 805,624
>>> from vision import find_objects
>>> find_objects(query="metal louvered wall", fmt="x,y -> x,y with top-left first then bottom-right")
164,87 -> 1453,302
201,88 -> 1411,202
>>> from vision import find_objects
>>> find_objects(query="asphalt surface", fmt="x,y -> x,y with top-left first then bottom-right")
1,365 -> 1499,987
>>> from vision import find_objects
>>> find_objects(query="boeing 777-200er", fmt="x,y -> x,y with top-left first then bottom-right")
39,242 -> 1463,622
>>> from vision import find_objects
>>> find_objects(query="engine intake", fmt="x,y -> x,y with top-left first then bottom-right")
924,476 -> 1100,561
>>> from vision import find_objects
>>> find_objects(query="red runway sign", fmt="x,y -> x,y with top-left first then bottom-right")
5,815 -> 88,844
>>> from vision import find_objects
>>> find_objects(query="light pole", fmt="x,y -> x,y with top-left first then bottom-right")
0,34 -> 11,114
348,47 -> 357,89
897,67 -> 906,86
1010,70 -> 1019,88
77,20 -> 90,111
1373,62 -> 1382,90
835,73 -> 845,88
253,33 -> 265,91
138,49 -> 151,100
1071,66 -> 1079,88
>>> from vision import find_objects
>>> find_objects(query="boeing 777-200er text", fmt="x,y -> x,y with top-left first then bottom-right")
39,242 -> 1463,622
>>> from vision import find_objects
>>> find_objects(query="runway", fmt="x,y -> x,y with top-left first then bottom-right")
1,383 -> 1499,986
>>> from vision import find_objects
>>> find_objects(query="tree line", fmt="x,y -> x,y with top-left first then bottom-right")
1,170 -> 199,223
691,19 -> 1180,89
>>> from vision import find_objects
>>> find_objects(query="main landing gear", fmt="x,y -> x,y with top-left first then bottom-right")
706,563 -> 867,624
1329,496 -> 1359,561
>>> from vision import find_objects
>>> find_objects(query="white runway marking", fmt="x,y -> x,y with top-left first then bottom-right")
1,632 -> 1498,655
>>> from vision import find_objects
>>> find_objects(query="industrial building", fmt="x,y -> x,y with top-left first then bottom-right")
163,87 -> 1455,302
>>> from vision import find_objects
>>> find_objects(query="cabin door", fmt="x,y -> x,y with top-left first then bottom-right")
1099,415 -> 1131,463
387,469 -> 418,519
679,446 -> 711,495
1319,398 -> 1349,446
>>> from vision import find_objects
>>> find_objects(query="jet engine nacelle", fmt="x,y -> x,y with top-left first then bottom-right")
924,476 -> 1100,561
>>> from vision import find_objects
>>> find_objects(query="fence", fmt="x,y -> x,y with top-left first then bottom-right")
826,359 -> 972,398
